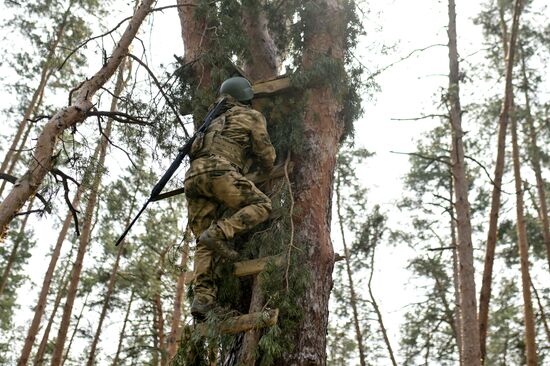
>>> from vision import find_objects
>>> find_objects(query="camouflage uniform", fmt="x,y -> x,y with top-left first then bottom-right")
184,97 -> 276,303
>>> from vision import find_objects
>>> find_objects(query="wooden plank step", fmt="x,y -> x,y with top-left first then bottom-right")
252,76 -> 291,97
184,255 -> 284,284
196,309 -> 279,336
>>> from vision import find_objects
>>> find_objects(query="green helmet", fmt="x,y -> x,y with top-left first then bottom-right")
219,76 -> 254,101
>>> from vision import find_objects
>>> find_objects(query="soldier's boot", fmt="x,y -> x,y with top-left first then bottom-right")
191,294 -> 216,321
199,230 -> 238,260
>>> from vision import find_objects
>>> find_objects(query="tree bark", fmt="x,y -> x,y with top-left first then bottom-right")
0,199 -> 33,296
283,1 -> 346,364
447,1 -> 481,365
0,0 -> 155,239
519,49 -> 550,272
112,289 -> 135,366
177,0 -> 213,90
85,58 -> 131,366
335,174 -> 366,366
166,240 -> 190,363
449,177 -> 463,365
510,98 -> 538,365
478,1 -> 523,363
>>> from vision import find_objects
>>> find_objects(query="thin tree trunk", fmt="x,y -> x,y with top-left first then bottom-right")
510,98 -> 538,365
334,174 -> 366,366
0,199 -> 33,295
530,280 -> 550,343
283,2 -> 346,364
519,49 -> 550,272
0,79 -> 47,197
34,259 -> 72,366
367,242 -> 398,366
0,0 -> 155,239
85,57 -> 131,366
478,1 -> 523,363
112,289 -> 135,366
154,262 -> 166,366
447,1 -> 481,364
166,240 -> 190,363
17,178 -> 90,366
449,177 -> 463,365
61,292 -> 90,366
0,3 -> 71,179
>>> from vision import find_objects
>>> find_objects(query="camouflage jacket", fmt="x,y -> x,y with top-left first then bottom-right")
185,98 -> 276,180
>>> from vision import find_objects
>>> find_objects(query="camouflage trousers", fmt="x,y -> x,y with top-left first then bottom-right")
184,169 -> 272,302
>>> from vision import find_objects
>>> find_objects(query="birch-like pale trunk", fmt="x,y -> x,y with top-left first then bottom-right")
447,0 -> 481,364
478,1 -> 523,362
510,99 -> 538,365
0,0 -> 155,240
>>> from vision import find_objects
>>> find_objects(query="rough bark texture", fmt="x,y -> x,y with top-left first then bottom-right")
167,241 -> 190,363
447,1 -> 481,365
0,0 -> 155,239
510,100 -> 538,365
520,50 -> 550,272
335,176 -> 366,366
478,1 -> 523,362
85,58 -> 130,366
177,0 -> 212,90
241,0 -> 279,82
283,1 -> 346,364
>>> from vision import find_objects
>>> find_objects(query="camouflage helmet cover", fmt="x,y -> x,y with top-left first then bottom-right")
219,76 -> 254,101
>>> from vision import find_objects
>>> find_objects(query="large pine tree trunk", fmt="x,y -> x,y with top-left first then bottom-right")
85,58 -> 130,366
283,1 -> 346,364
478,1 -> 523,362
510,99 -> 538,365
0,0 -> 155,239
519,50 -> 550,272
447,1 -> 481,364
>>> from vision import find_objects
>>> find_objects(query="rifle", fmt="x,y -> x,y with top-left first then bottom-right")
115,97 -> 227,246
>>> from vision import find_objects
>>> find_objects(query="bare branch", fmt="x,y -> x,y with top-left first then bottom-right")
127,53 -> 189,137
87,110 -> 151,126
389,151 -> 451,166
0,173 -> 50,209
390,114 -> 448,121
50,169 -> 81,236
96,117 -> 138,169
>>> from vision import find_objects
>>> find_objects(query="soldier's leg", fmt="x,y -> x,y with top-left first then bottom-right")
186,182 -> 220,308
206,170 -> 272,241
